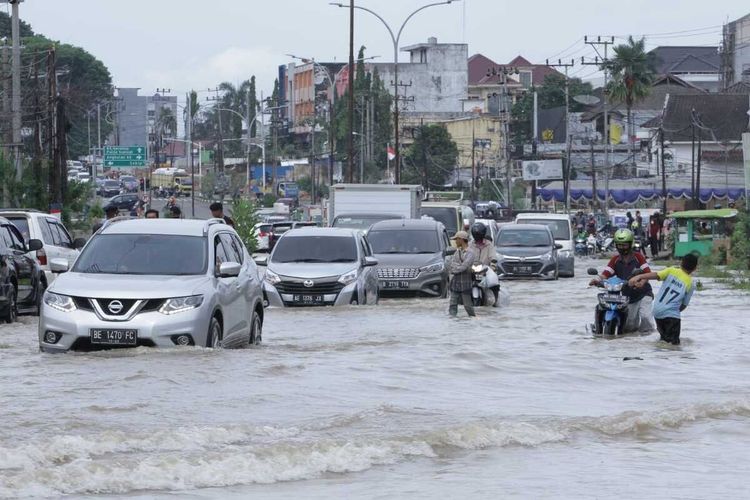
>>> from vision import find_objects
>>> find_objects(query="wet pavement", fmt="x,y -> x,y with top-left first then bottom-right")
1,259 -> 749,499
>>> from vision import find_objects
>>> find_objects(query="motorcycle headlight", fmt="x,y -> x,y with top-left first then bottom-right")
419,261 -> 444,274
264,269 -> 281,285
159,295 -> 204,315
606,283 -> 624,292
44,292 -> 76,313
338,269 -> 358,285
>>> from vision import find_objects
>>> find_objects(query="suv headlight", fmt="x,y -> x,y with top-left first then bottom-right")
264,269 -> 281,285
539,252 -> 553,261
159,295 -> 204,315
44,292 -> 76,312
338,269 -> 358,285
419,261 -> 444,273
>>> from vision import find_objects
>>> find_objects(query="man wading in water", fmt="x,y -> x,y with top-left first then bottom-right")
448,231 -> 476,317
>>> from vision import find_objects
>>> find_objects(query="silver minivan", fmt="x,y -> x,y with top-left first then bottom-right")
260,227 -> 379,307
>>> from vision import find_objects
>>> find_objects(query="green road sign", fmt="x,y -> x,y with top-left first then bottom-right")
103,145 -> 146,168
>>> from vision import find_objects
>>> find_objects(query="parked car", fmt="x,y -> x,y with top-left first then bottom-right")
260,227 -> 379,307
0,216 -> 45,321
515,213 -> 575,277
331,213 -> 402,234
495,224 -> 562,280
254,222 -> 272,252
76,172 -> 92,184
99,179 -> 121,197
120,175 -> 139,193
104,193 -> 140,213
94,176 -> 107,190
38,218 -> 265,352
367,219 -> 454,298
1,209 -> 84,286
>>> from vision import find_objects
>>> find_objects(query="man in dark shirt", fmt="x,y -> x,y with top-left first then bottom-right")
210,202 -> 235,227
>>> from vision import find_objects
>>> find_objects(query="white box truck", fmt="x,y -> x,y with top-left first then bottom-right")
328,184 -> 424,229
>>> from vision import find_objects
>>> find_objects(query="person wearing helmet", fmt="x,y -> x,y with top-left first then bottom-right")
589,228 -> 655,333
470,222 -> 497,267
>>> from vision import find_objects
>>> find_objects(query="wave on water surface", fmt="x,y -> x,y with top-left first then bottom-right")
1,399 -> 749,498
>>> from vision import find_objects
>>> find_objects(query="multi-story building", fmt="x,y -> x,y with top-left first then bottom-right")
649,46 -> 721,92
115,88 -> 177,163
721,12 -> 750,89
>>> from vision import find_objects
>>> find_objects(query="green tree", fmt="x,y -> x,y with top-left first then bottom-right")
0,11 -> 34,38
537,74 -> 594,112
230,197 -> 261,253
605,36 -> 656,165
403,125 -> 458,188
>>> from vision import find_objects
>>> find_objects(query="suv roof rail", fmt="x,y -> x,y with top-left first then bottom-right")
0,208 -> 44,213
98,215 -> 137,232
203,217 -> 225,234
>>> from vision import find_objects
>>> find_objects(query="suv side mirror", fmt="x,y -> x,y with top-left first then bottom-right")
218,261 -> 242,277
253,255 -> 268,266
364,256 -> 378,267
444,247 -> 457,256
73,237 -> 87,250
50,258 -> 69,273
586,268 -> 599,276
27,239 -> 43,252
555,243 -> 563,250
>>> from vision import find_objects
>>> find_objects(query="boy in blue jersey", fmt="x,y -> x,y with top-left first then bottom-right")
628,253 -> 699,345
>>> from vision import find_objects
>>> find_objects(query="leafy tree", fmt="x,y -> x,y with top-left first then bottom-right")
537,74 -> 594,112
230,197 -> 261,253
402,125 -> 458,188
605,36 -> 656,164
0,11 -> 34,38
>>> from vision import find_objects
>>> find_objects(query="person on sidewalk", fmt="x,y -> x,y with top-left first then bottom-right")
648,212 -> 661,258
448,231 -> 476,318
210,202 -> 235,227
629,253 -> 698,345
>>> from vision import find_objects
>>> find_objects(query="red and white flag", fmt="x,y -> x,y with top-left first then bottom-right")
387,146 -> 396,161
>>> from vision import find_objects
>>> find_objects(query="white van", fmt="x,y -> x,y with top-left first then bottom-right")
514,213 -> 575,277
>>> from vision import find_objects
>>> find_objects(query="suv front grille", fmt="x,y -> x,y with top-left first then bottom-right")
377,268 -> 420,279
72,297 -> 164,315
275,281 -> 344,295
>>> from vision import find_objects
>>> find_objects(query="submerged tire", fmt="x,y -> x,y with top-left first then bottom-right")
249,310 -> 262,346
3,289 -> 17,324
206,316 -> 222,348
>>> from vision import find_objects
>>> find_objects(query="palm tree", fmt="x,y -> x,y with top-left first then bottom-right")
605,36 -> 656,166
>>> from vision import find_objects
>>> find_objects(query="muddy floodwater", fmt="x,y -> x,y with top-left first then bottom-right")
1,259 -> 749,499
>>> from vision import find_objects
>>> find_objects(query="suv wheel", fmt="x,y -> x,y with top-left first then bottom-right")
32,279 -> 46,317
206,316 -> 222,348
3,289 -> 17,324
249,310 -> 262,346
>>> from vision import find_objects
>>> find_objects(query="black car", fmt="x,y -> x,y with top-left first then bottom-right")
104,193 -> 140,213
0,217 -> 45,322
98,179 -> 121,197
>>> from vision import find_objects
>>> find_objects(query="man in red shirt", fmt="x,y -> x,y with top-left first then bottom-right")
589,228 -> 655,333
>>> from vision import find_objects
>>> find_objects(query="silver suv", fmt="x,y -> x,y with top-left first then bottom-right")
260,227 -> 379,307
39,218 -> 265,352
367,219 -> 454,297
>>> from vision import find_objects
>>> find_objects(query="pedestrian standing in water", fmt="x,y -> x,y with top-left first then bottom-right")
448,231 -> 476,317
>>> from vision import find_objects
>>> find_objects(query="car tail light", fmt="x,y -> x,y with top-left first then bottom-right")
37,248 -> 47,266
259,231 -> 268,237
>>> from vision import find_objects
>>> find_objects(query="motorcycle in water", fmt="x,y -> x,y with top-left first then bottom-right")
471,264 -> 502,307
586,235 -> 598,256
587,268 -> 629,336
575,234 -> 588,256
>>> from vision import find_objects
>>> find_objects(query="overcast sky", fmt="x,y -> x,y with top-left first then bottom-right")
13,0 -> 749,104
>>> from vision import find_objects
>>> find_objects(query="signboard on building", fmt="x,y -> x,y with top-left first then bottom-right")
521,159 -> 563,181
103,146 -> 146,168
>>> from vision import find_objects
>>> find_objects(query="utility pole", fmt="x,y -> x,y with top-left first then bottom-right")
347,0 -> 355,183
207,88 -> 225,174
583,36 -> 614,213
590,141 -> 597,211
660,127 -> 667,215
187,91 -> 195,217
690,109 -> 696,203
471,124 -> 476,204
9,0 -> 22,183
547,58 -> 575,212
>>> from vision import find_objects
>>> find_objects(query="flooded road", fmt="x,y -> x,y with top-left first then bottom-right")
1,259 -> 749,499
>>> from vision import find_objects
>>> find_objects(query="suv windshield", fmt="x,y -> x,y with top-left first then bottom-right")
104,180 -> 119,188
6,217 -> 30,242
497,230 -> 552,247
73,234 -> 207,275
420,207 -> 458,236
121,176 -> 135,182
368,230 -> 439,254
519,219 -> 570,240
272,235 -> 357,263
332,215 -> 395,231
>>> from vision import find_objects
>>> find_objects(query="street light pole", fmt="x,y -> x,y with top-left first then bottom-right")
330,0 -> 459,185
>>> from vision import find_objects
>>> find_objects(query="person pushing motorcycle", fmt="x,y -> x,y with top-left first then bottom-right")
589,228 -> 655,333
469,222 -> 500,306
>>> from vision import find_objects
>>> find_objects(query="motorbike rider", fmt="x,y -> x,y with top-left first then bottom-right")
469,222 -> 500,306
588,228 -> 655,333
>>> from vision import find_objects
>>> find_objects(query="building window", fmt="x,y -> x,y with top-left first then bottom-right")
519,71 -> 532,89
420,49 -> 427,64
